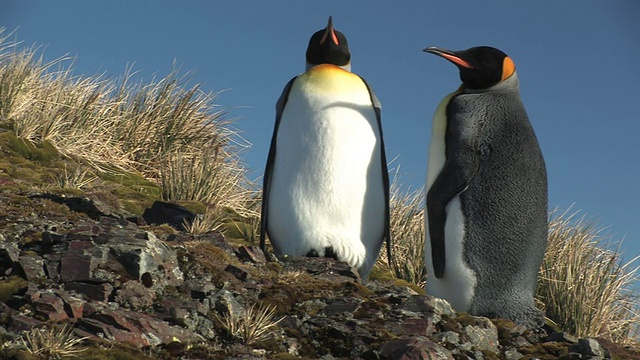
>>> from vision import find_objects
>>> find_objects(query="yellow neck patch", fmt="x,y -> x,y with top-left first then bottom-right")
501,56 -> 516,81
299,64 -> 363,94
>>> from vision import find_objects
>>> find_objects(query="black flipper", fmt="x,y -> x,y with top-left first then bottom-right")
427,96 -> 480,278
359,76 -> 392,267
260,77 -> 297,252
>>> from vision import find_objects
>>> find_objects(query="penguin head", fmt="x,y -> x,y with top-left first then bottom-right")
305,17 -> 351,71
424,46 -> 516,90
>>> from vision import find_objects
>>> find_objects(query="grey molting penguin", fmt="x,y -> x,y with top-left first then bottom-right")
260,17 -> 391,279
422,46 -> 548,328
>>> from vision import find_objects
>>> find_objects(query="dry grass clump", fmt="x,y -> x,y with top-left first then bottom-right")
17,324 -> 87,358
218,303 -> 284,345
50,163 -> 98,190
0,28 -> 255,225
182,205 -> 226,235
537,209 -> 640,345
377,175 -> 427,287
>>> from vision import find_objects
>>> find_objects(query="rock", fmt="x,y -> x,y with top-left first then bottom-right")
195,230 -> 235,255
30,194 -> 109,220
321,299 -> 359,316
108,230 -> 183,283
504,349 -> 524,360
387,318 -> 436,337
42,254 -> 61,280
225,264 -> 250,281
114,280 -> 156,311
181,278 -> 216,301
60,240 -> 98,282
433,331 -> 460,348
65,281 -> 113,301
571,338 -> 607,357
15,253 -> 46,280
8,314 -> 42,333
58,291 -> 85,318
283,256 -> 361,283
77,307 -> 202,347
380,337 -> 454,360
142,201 -> 196,231
236,245 -> 267,263
0,242 -> 20,272
463,317 -> 499,353
429,297 -> 456,317
212,289 -> 244,318
546,331 -> 579,343
77,317 -> 149,346
32,292 -> 68,321
398,296 -> 437,317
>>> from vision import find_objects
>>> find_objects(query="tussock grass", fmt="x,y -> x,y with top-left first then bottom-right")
218,303 -> 284,345
537,209 -> 640,345
18,324 -> 87,358
0,28 -> 255,223
182,205 -> 226,235
377,174 -> 427,287
50,163 -> 98,190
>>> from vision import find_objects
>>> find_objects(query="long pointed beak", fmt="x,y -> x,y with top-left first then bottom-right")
320,16 -> 339,45
424,46 -> 474,69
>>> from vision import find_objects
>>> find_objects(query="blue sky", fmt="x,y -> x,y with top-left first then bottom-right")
2,1 -> 639,279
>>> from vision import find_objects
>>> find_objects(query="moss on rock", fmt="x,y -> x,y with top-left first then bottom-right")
0,276 -> 29,302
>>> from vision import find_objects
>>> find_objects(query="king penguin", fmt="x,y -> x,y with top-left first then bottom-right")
422,46 -> 548,327
260,17 -> 391,279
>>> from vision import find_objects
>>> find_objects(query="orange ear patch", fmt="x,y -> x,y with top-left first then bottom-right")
502,57 -> 516,81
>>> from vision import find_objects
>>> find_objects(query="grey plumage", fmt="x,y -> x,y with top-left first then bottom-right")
424,46 -> 548,328
447,76 -> 547,326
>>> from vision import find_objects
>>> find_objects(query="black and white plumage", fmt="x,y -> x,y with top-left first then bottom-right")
260,17 -> 391,279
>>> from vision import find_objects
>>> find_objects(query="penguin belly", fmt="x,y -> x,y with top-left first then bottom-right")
424,197 -> 476,311
267,65 -> 386,276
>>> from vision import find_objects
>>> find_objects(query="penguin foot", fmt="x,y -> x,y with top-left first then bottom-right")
523,308 -> 547,330
305,247 -> 339,260
504,306 -> 546,330
324,246 -> 338,260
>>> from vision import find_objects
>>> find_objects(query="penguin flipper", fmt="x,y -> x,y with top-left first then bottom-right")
427,163 -> 470,278
427,98 -> 480,279
261,77 -> 297,252
359,76 -> 392,267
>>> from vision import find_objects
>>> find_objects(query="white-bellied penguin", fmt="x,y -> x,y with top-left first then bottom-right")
423,46 -> 548,328
260,17 -> 391,279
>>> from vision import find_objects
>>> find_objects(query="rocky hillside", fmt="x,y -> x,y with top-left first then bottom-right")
0,131 -> 639,359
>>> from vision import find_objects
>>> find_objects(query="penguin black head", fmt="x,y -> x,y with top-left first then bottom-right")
424,46 -> 516,90
305,16 -> 351,70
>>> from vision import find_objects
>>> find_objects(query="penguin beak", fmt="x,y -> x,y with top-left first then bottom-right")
320,16 -> 340,45
424,46 -> 474,69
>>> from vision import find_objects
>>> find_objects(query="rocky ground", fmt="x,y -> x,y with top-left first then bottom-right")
1,195 -> 639,360
0,130 -> 639,359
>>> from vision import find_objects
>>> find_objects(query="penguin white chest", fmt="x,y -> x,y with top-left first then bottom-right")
267,65 -> 385,272
424,92 -> 477,312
